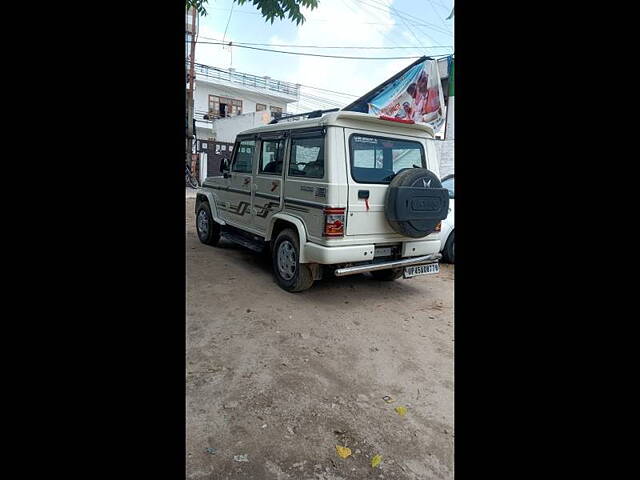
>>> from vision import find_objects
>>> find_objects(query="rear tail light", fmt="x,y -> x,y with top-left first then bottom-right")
435,221 -> 442,232
323,207 -> 345,237
379,115 -> 415,124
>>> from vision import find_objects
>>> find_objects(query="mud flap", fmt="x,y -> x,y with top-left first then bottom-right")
308,263 -> 323,281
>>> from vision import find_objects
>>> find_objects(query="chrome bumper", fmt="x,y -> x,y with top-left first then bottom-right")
333,253 -> 442,277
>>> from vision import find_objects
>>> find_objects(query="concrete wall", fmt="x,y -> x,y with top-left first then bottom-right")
194,82 -> 287,119
435,140 -> 455,179
212,111 -> 272,143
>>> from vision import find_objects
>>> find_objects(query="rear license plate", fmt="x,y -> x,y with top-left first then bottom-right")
375,247 -> 393,257
404,263 -> 440,278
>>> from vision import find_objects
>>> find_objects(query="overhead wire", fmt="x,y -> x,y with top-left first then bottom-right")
355,0 -> 453,61
341,0 -> 423,58
355,0 -> 437,50
425,0 -> 450,29
204,5 -> 448,27
191,40 -> 433,59
221,3 -> 234,44
193,64 -> 349,110
192,62 -> 361,97
195,35 -> 452,50
354,0 -> 452,36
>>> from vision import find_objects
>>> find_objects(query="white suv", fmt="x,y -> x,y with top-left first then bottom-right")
195,110 -> 449,292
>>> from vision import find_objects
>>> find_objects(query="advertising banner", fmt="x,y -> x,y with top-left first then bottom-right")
367,58 -> 446,132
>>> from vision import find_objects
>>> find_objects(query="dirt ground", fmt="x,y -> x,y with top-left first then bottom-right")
186,197 -> 454,479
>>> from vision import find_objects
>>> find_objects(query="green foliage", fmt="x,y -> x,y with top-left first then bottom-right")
186,0 -> 209,17
186,0 -> 319,25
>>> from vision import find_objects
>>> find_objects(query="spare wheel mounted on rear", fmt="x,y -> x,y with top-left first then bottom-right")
384,168 -> 450,238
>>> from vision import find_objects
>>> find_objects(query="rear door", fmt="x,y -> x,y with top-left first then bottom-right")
344,129 -> 428,236
252,132 -> 286,235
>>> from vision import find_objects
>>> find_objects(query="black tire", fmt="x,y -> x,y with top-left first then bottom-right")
370,268 -> 404,281
385,168 -> 449,238
196,202 -> 220,246
442,231 -> 454,264
272,228 -> 314,292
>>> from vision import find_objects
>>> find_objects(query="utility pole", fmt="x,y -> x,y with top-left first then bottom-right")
186,7 -> 197,166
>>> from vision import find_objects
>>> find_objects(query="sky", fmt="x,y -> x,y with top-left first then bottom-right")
193,0 -> 454,113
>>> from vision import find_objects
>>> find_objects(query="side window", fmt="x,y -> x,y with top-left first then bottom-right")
349,134 -> 425,184
392,148 -> 422,171
259,138 -> 285,175
353,148 -> 383,168
289,136 -> 325,179
232,139 -> 255,173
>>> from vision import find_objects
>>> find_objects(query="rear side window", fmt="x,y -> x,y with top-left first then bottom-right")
232,139 -> 255,173
349,134 -> 425,184
289,136 -> 325,179
259,138 -> 285,175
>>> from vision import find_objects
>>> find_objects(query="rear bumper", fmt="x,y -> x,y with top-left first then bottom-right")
334,253 -> 442,277
303,238 -> 440,264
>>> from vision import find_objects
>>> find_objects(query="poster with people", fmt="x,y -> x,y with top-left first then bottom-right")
367,59 -> 445,132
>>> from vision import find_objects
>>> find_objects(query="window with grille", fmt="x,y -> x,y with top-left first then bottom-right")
256,103 -> 267,111
208,95 -> 243,117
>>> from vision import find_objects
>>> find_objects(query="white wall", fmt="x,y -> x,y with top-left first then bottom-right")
435,140 -> 455,179
194,81 -> 287,118
212,111 -> 272,143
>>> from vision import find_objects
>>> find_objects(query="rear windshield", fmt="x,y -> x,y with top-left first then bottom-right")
349,134 -> 425,184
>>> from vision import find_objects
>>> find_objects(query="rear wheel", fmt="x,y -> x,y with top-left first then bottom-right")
196,202 -> 220,246
272,228 -> 314,292
370,268 -> 403,281
442,231 -> 454,264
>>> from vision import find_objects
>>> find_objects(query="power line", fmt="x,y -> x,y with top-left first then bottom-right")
205,5 -> 448,27
355,0 -> 452,38
369,0 -> 430,54
425,0 -> 449,29
192,40 -> 442,59
195,36 -> 452,50
341,0 -> 423,57
193,62 -> 363,97
221,3 -> 234,45
356,0 -> 452,58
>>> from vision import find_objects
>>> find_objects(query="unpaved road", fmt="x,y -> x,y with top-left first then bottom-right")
186,198 -> 454,479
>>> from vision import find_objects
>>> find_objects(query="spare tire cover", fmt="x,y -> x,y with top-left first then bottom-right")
384,168 -> 450,238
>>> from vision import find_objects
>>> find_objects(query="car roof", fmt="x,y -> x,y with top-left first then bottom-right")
238,111 -> 435,138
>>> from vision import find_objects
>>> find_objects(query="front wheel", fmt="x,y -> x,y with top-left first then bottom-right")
196,202 -> 220,246
272,229 -> 314,292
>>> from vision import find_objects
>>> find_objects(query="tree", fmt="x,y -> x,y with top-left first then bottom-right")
186,0 -> 319,25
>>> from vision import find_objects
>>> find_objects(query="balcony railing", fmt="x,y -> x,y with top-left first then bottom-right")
191,63 -> 300,98
194,109 -> 282,123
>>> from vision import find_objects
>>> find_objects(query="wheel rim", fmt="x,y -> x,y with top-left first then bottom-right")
197,210 -> 209,237
277,240 -> 296,280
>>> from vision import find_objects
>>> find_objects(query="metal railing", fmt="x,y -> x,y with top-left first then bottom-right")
191,63 -> 300,98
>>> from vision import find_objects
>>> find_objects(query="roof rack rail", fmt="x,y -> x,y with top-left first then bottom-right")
269,108 -> 340,124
